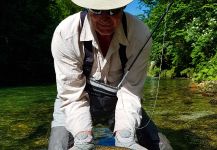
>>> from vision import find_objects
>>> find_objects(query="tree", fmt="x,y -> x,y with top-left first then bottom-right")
0,0 -> 81,85
145,0 -> 217,81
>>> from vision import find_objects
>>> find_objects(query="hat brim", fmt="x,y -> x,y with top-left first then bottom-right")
71,0 -> 133,10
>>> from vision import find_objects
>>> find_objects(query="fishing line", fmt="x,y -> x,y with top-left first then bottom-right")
136,1 -> 172,130
117,0 -> 174,89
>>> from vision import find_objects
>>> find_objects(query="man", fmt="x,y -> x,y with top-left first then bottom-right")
49,0 -> 164,149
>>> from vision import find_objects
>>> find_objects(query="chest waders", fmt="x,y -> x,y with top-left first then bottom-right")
80,11 -> 160,150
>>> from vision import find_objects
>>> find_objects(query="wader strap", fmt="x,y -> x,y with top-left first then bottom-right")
83,41 -> 93,77
119,13 -> 128,74
80,10 -> 94,77
80,10 -> 87,26
119,44 -> 127,74
80,11 -> 128,77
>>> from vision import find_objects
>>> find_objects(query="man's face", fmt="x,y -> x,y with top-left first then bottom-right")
89,8 -> 123,36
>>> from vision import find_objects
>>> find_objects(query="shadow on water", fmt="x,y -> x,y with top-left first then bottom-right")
160,128 -> 213,150
166,112 -> 217,150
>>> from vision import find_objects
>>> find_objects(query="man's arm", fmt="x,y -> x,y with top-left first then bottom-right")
51,26 -> 92,136
114,18 -> 152,132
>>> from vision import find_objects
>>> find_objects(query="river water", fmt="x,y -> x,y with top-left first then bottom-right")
0,78 -> 216,149
94,77 -> 217,149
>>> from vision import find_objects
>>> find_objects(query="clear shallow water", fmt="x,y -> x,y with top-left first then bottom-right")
143,78 -> 215,118
94,78 -> 217,149
142,78 -> 216,150
0,78 -> 216,149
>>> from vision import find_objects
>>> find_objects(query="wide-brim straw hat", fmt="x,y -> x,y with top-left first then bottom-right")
71,0 -> 133,10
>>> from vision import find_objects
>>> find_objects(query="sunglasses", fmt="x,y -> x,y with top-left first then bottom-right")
89,8 -> 123,16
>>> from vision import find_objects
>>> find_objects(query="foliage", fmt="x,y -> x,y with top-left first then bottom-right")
144,0 -> 217,82
160,67 -> 176,78
193,54 -> 217,82
148,66 -> 161,77
0,0 -> 80,86
180,68 -> 194,78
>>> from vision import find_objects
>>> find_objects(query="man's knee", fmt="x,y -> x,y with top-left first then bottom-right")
48,126 -> 69,150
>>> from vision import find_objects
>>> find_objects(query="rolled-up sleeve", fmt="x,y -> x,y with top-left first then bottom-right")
51,27 -> 92,136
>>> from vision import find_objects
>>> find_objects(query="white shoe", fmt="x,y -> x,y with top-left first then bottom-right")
115,130 -> 148,150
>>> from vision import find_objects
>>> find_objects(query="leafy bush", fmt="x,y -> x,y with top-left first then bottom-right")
193,54 -> 217,82
180,68 -> 194,78
145,0 -> 217,81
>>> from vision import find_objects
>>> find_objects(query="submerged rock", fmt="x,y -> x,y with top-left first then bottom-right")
198,81 -> 217,94
209,98 -> 217,105
190,80 -> 217,97
202,92 -> 214,97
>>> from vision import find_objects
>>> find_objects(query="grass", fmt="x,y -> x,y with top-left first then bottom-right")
0,78 -> 217,149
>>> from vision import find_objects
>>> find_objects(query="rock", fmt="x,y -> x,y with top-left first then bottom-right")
202,92 -> 214,97
209,98 -> 217,105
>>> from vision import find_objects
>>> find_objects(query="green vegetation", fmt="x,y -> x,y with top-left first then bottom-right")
143,0 -> 217,82
1,0 -> 81,85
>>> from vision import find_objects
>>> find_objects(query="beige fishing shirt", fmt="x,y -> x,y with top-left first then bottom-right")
51,11 -> 151,136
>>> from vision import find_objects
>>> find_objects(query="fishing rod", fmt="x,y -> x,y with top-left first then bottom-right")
87,0 -> 174,97
117,0 -> 174,89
